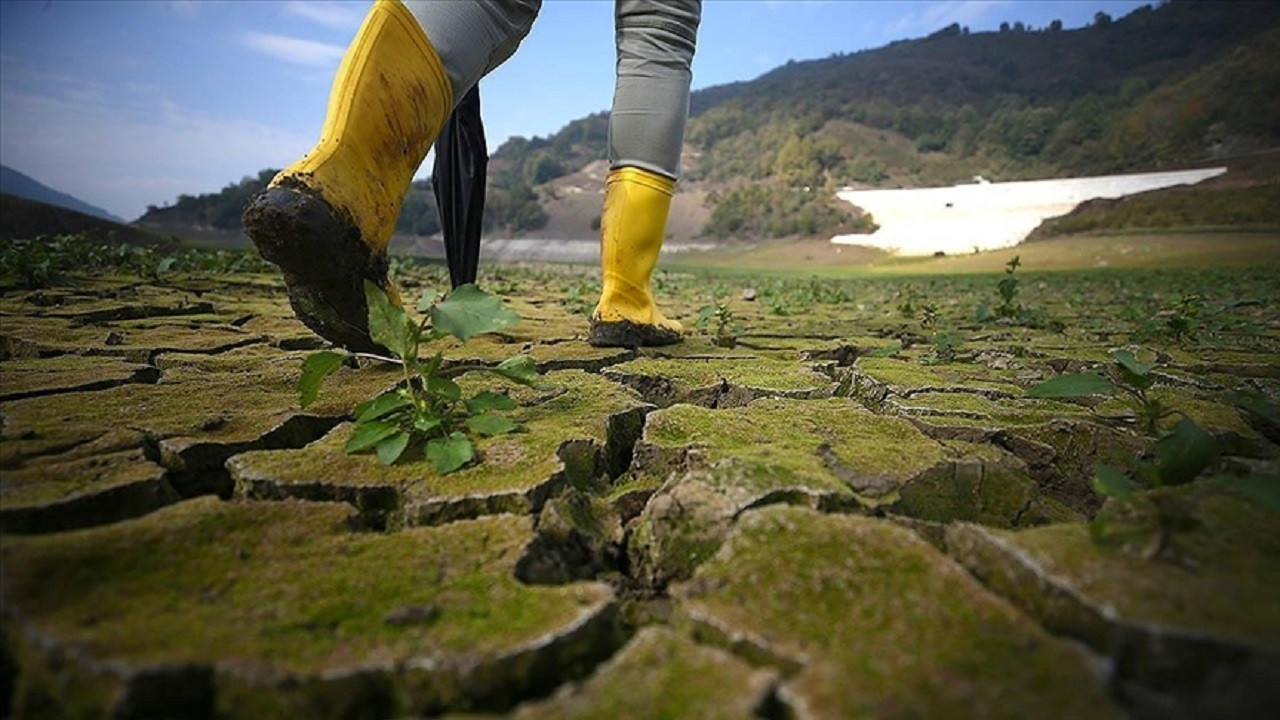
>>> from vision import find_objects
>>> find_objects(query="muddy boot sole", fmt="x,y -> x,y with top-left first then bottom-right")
242,177 -> 389,353
588,318 -> 683,348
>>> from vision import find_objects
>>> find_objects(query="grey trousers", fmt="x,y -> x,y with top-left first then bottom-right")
404,0 -> 701,179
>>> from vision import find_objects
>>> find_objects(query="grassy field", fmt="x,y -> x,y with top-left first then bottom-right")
669,231 -> 1280,277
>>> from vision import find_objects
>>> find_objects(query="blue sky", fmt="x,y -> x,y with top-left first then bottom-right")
0,0 -> 1152,221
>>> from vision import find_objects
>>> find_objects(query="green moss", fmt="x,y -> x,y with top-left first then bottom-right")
895,458 -> 1036,527
606,356 -> 834,406
527,341 -> 633,371
0,448 -> 167,509
0,346 -> 399,470
895,391 -> 1091,426
512,627 -> 773,720
950,494 -> 1280,651
0,315 -> 260,361
676,506 -> 1123,719
638,397 -> 946,502
854,356 -> 1025,397
2,497 -> 615,714
0,355 -> 157,400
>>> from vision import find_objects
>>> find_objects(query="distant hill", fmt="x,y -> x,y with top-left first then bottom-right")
1,193 -> 179,250
136,169 -> 446,242
0,165 -> 124,223
494,0 -> 1280,239
137,0 -> 1280,243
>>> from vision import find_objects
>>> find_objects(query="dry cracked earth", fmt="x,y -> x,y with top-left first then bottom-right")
1,262 -> 1278,720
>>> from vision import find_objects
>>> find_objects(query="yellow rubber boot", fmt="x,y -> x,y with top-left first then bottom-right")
588,167 -> 684,347
243,0 -> 450,352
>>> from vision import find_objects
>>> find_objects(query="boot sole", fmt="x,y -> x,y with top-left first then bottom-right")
588,318 -> 683,348
242,178 -> 389,353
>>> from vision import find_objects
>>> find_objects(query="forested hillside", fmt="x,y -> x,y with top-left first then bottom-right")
138,0 -> 1279,241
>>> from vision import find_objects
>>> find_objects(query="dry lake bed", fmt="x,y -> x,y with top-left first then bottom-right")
1,253 -> 1277,719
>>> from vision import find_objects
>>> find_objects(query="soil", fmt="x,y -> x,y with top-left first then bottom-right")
1,255 -> 1278,719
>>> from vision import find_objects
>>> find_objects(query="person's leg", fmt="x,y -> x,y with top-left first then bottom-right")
407,0 -> 540,103
590,0 -> 701,348
243,0 -> 539,352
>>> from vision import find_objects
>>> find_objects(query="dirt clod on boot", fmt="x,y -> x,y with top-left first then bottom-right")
242,177 -> 391,353
588,318 -> 682,348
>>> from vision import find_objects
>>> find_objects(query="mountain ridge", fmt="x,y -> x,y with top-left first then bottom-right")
134,0 -> 1280,244
0,165 -> 124,224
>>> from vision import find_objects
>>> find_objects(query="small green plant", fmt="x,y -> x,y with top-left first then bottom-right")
1088,418 -> 1278,560
1029,351 -> 1280,559
1153,293 -> 1204,343
919,302 -> 940,329
1028,348 -> 1171,434
896,286 -> 920,319
695,300 -> 744,348
996,255 -> 1022,318
920,331 -> 962,365
0,233 -> 276,288
299,281 -> 539,473
562,281 -> 599,316
976,255 -> 1047,327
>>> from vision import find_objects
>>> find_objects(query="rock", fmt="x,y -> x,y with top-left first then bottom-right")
674,506 -> 1124,720
604,356 -> 834,408
0,355 -> 159,402
0,315 -> 261,362
627,397 -> 983,587
1,497 -> 621,718
946,493 -> 1280,719
517,489 -> 625,584
0,448 -> 178,534
0,346 -> 399,498
850,356 -> 1026,410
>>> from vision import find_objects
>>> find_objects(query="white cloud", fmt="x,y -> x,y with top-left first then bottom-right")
166,0 -> 201,15
886,0 -> 1011,37
240,31 -> 345,68
285,1 -> 364,31
0,83 -> 315,220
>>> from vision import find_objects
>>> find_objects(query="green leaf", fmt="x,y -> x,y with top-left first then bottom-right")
426,432 -> 473,474
1228,474 -> 1280,512
468,412 -> 518,437
1229,390 -> 1280,428
431,284 -> 520,341
1091,464 -> 1134,501
416,288 -> 440,313
1154,417 -> 1219,487
345,421 -> 400,454
1110,348 -> 1155,390
695,305 -> 716,330
466,391 -> 517,414
1027,372 -> 1114,398
298,351 -> 346,408
426,374 -> 461,401
412,412 -> 442,435
354,391 -> 413,422
375,431 -> 411,465
1110,348 -> 1154,377
364,280 -> 415,358
493,355 -> 539,386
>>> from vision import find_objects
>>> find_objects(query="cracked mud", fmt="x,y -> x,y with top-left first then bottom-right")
1,263 -> 1277,719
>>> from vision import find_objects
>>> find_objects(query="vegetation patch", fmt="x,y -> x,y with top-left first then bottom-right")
676,506 -> 1124,719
